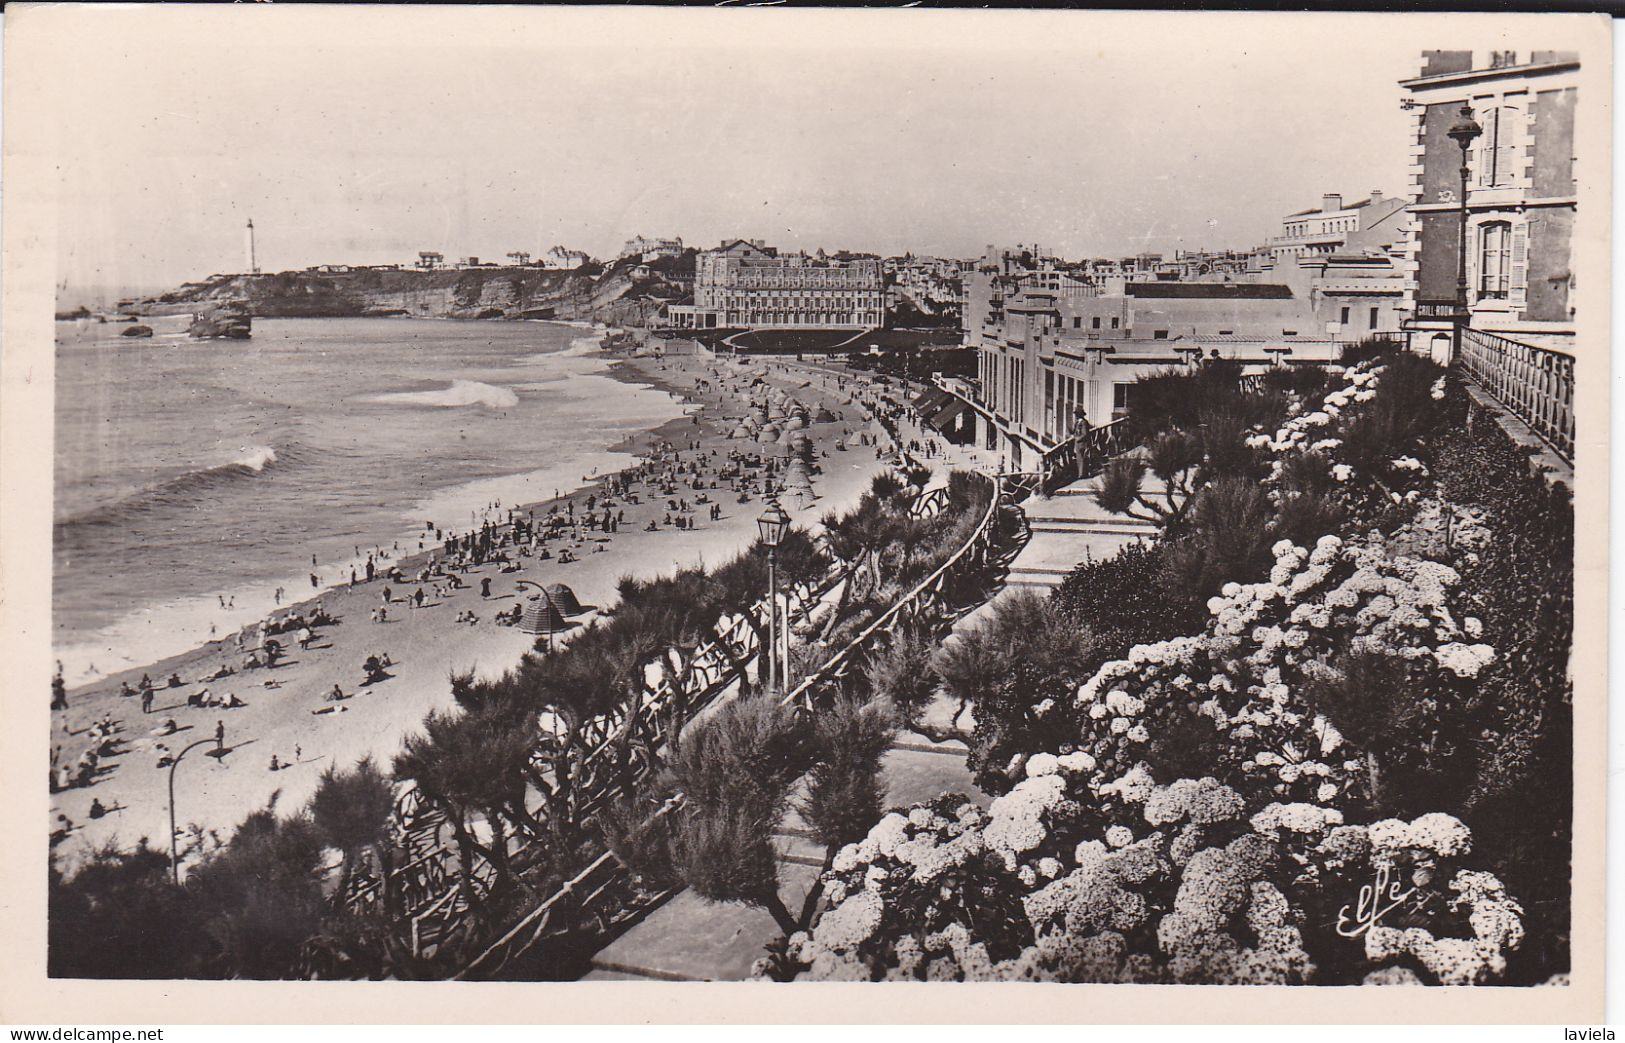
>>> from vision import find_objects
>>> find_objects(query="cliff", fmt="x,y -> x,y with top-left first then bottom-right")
139,252 -> 695,327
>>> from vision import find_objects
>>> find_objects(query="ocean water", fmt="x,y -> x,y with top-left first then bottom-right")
53,317 -> 688,685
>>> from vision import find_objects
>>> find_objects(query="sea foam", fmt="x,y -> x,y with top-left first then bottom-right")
370,379 -> 519,409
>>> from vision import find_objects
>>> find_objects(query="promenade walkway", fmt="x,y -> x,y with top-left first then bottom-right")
581,729 -> 988,981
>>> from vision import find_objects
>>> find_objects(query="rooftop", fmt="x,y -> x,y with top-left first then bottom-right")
1123,282 -> 1295,300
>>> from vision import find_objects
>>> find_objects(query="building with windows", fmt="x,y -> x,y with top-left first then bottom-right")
967,277 -> 1338,469
665,239 -> 884,330
1261,191 -> 1411,343
620,236 -> 685,261
1397,50 -> 1579,354
1271,191 -> 1409,264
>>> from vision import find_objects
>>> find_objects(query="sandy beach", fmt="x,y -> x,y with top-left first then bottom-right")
48,348 -> 907,872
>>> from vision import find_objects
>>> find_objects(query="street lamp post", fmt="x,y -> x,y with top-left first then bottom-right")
168,737 -> 222,885
1446,104 -> 1483,365
756,499 -> 791,695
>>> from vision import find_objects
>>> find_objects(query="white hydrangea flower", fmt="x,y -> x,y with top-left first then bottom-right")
1025,753 -> 1061,778
1105,826 -> 1134,849
1057,751 -> 1097,774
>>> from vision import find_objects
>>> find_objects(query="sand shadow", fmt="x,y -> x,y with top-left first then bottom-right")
207,739 -> 256,760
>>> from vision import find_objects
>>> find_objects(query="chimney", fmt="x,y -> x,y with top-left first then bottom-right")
1322,193 -> 1343,213
1369,189 -> 1384,205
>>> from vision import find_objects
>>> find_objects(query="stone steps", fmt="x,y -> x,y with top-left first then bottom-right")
583,733 -> 987,982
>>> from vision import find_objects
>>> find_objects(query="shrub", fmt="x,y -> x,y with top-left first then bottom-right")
49,843 -> 200,979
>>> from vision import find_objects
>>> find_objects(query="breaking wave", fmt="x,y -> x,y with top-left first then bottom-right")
58,445 -> 287,528
369,379 -> 519,409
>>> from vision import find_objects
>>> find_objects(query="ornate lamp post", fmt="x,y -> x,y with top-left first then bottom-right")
756,499 -> 791,695
168,737 -> 223,884
1446,104 -> 1483,364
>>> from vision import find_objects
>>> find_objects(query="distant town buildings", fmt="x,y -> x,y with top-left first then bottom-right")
620,236 -> 686,261
1396,49 -> 1579,354
540,246 -> 594,270
416,251 -> 444,271
666,239 -> 884,330
1270,191 -> 1408,264
885,254 -> 967,321
1257,191 -> 1411,343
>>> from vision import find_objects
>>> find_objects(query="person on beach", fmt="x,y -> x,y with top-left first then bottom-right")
214,720 -> 225,751
141,689 -> 154,715
310,572 -> 319,589
480,578 -> 491,598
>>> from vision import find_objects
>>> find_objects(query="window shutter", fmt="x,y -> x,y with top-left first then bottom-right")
1465,221 -> 1477,298
1510,222 -> 1529,306
1497,106 -> 1520,187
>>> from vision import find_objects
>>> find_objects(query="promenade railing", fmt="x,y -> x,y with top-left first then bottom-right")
454,470 -> 1021,979
1456,327 -> 1575,465
1037,418 -> 1133,494
336,566 -> 839,961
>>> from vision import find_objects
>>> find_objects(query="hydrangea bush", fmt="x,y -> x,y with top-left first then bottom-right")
771,523 -> 1524,985
780,757 -> 1523,984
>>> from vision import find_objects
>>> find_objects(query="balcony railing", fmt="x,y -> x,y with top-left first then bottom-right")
1457,327 -> 1575,464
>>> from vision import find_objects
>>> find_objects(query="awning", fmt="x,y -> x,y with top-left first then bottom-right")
912,388 -> 953,414
927,399 -> 970,432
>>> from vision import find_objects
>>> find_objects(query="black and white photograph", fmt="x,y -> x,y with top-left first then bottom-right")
0,4 -> 1609,1026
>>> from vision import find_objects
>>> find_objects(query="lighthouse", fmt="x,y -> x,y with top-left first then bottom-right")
245,218 -> 259,275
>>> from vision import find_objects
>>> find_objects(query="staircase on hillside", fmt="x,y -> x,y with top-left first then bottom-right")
580,731 -> 989,982
1002,467 -> 1163,593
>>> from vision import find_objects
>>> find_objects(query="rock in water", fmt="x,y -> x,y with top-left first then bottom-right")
188,302 -> 252,340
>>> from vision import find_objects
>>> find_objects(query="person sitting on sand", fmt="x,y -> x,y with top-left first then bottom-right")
89,798 -> 107,819
268,754 -> 281,772
160,718 -> 179,735
209,664 -> 235,681
242,651 -> 263,671
225,693 -> 247,709
139,673 -> 153,691
120,680 -> 136,699
167,672 -> 183,689
328,684 -> 347,703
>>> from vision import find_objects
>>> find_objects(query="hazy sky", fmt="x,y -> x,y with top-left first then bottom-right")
26,7 -> 1537,295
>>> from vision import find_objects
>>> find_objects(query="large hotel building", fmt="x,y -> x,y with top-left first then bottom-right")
665,240 -> 884,330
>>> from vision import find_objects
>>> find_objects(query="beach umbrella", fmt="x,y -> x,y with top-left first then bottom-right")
545,583 -> 586,615
756,426 -> 781,444
730,425 -> 753,439
521,595 -> 569,636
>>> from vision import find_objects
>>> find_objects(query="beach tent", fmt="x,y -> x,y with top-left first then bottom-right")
730,425 -> 754,439
814,407 -> 837,423
521,595 -> 570,637
784,415 -> 806,431
757,426 -> 782,444
545,583 -> 586,615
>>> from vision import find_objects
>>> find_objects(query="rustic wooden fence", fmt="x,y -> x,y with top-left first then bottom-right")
453,470 -> 1021,979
